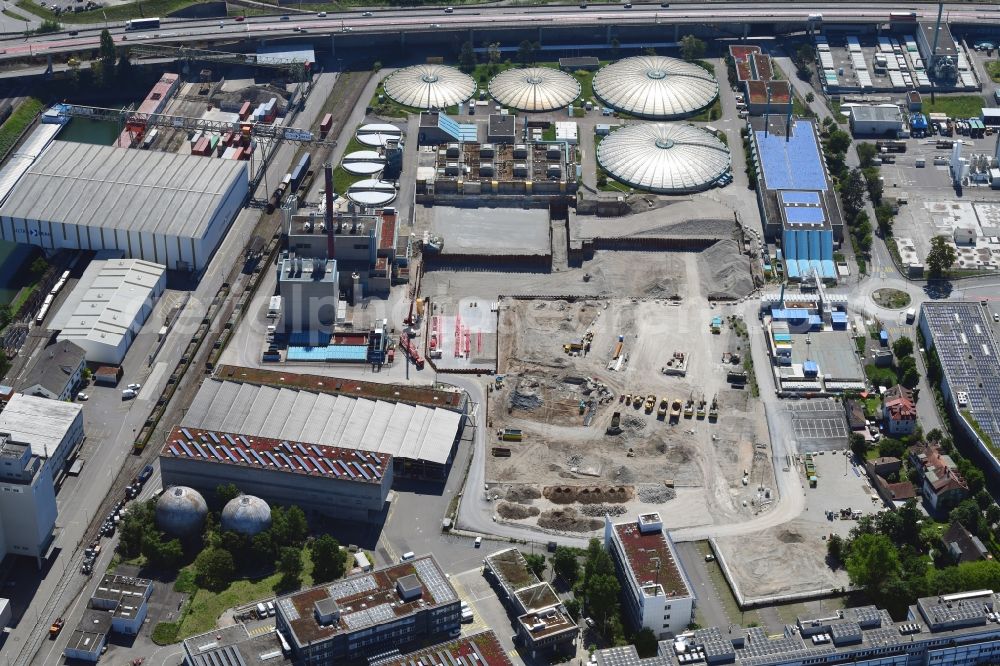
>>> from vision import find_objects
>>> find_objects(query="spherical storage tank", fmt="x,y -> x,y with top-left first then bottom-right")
593,55 -> 718,119
597,124 -> 730,194
383,64 -> 476,110
488,67 -> 581,112
221,495 -> 272,536
156,486 -> 208,538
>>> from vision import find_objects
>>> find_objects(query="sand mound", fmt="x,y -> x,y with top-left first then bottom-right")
698,240 -> 753,301
505,486 -> 542,503
538,507 -> 603,532
497,502 -> 541,519
543,485 -> 633,504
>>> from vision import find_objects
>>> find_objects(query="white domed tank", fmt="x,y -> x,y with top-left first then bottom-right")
156,486 -> 208,538
221,495 -> 272,536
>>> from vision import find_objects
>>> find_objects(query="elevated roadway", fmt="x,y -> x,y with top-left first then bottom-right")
0,2 -> 997,63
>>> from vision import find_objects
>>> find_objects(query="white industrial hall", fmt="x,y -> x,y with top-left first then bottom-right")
0,141 -> 248,272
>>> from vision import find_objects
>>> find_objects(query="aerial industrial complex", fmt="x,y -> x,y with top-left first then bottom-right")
1,3 -> 1000,666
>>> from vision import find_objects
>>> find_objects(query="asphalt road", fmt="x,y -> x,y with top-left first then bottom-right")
0,2 -> 998,62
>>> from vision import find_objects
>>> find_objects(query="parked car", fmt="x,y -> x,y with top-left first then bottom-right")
361,10 -> 372,16
138,464 -> 154,483
121,389 -> 136,400
474,536 -> 482,548
127,383 -> 141,391
77,392 -> 88,401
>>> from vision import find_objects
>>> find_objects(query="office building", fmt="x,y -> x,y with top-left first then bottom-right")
483,548 -> 578,658
277,255 -> 338,339
90,573 -> 153,635
849,105 -> 907,137
17,340 -> 85,400
0,434 -> 56,565
0,393 -> 84,476
159,425 -> 392,522
275,555 -> 461,664
604,513 -> 695,639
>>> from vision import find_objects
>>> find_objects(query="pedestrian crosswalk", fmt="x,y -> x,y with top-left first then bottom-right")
249,622 -> 275,637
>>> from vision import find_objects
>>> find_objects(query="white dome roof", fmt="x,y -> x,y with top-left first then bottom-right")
383,65 -> 476,110
597,124 -> 730,193
593,56 -> 718,119
488,67 -> 581,112
156,486 -> 208,537
221,495 -> 272,536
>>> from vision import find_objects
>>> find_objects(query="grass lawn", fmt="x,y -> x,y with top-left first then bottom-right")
170,550 -> 316,642
333,165 -> 364,194
922,95 -> 985,119
792,93 -> 815,118
0,97 -> 42,161
872,287 -> 911,310
988,61 -> 1000,83
17,0 -> 202,23
2,7 -> 28,21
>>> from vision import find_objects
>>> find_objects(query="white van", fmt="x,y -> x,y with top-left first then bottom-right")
400,551 -> 415,562
256,602 -> 267,618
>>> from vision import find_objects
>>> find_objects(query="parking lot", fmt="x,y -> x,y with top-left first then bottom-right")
780,399 -> 850,453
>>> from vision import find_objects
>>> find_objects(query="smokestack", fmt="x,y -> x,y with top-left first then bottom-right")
324,163 -> 335,259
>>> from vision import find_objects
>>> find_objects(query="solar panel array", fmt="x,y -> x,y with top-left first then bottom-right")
277,597 -> 299,622
692,626 -> 735,660
414,557 -> 457,603
327,575 -> 378,602
342,602 -> 395,631
780,191 -> 820,205
847,605 -> 883,628
754,121 -> 828,192
188,645 -> 247,666
596,646 -> 648,666
923,302 -> 1000,448
829,621 -> 862,646
162,427 -> 387,484
919,597 -> 991,628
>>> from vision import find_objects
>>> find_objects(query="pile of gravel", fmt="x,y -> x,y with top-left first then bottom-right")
579,503 -> 629,518
566,454 -> 584,467
698,239 -> 753,301
510,385 -> 543,410
622,415 -> 646,431
637,484 -> 677,503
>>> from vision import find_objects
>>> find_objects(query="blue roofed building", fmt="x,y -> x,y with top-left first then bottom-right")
749,116 -> 844,281
418,111 -> 479,145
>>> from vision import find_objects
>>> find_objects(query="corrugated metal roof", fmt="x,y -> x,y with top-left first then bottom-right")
184,380 -> 461,466
0,141 -> 247,241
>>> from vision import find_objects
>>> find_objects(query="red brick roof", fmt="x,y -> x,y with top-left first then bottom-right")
379,212 -> 397,251
612,522 -> 690,598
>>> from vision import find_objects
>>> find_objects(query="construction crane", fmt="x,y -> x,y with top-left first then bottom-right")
127,44 -> 310,82
49,103 -> 336,199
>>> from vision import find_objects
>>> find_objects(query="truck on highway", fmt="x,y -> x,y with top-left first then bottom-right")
125,17 -> 160,30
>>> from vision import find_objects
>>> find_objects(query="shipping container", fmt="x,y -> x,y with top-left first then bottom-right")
233,147 -> 245,160
209,135 -> 220,151
320,113 -> 333,135
221,146 -> 237,160
238,102 -> 251,120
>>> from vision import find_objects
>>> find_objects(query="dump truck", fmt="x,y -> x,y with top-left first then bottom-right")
669,399 -> 682,423
564,341 -> 584,354
644,394 -> 656,414
708,394 -> 719,421
632,394 -> 643,409
657,398 -> 669,419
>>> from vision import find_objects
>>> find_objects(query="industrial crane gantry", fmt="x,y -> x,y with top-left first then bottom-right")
127,44 -> 310,82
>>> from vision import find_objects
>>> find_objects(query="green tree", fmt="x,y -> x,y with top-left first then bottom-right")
634,628 -> 658,657
926,235 -> 957,278
458,41 -> 477,73
856,142 -> 878,168
827,534 -> 844,566
849,432 -> 868,461
552,546 -> 581,584
99,28 -> 116,72
900,365 -> 920,388
680,34 -> 706,62
866,172 -> 884,205
29,256 -> 48,277
311,535 -> 346,583
795,44 -> 815,80
642,47 -> 657,57
216,483 -> 240,507
878,437 -> 906,459
987,504 -> 1000,526
840,168 -> 867,218
148,537 -> 184,570
524,553 -> 546,579
805,92 -> 815,104
585,573 -> 620,628
926,428 -> 943,443
563,597 -> 581,620
271,505 -> 308,548
950,499 -> 987,537
826,128 -> 852,154
194,547 -> 235,591
277,547 -> 304,590
892,336 -> 914,358
845,533 -> 899,590
516,40 -> 538,65
875,202 -> 895,235
118,499 -> 156,558
487,42 -> 501,66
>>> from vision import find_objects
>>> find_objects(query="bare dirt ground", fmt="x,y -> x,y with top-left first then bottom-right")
485,292 -> 771,536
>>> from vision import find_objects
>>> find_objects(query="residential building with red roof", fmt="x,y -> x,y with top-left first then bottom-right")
883,384 -> 917,435
604,513 -> 695,639
909,443 -> 969,513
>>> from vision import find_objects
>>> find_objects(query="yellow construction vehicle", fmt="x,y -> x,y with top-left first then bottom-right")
657,398 -> 669,419
683,397 -> 694,418
644,394 -> 656,414
669,399 -> 682,423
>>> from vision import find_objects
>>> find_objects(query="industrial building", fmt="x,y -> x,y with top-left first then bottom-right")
483,548 -> 578,658
276,255 -> 339,339
488,67 -> 581,112
159,425 -> 392,522
0,393 -> 84,476
377,630 -> 515,666
0,142 -> 249,272
17,340 -> 85,401
382,64 -> 476,110
729,45 -> 792,116
274,555 -> 461,664
749,116 -> 844,274
415,141 -> 577,201
594,590 -> 1000,666
0,434 -> 56,566
49,257 -> 166,366
283,204 -> 399,296
182,379 -> 464,479
919,301 -> 1000,478
916,21 -> 959,83
487,114 -> 517,143
593,55 -> 718,119
604,514 -> 695,639
596,124 -> 730,193
64,574 -> 153,661
417,111 -> 479,145
849,105 -> 906,137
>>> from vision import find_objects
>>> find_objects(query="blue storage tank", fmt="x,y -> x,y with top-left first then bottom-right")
879,330 -> 889,346
783,229 -> 797,259
797,230 -> 808,260
808,229 -> 820,260
820,230 -> 834,260
803,360 -> 819,376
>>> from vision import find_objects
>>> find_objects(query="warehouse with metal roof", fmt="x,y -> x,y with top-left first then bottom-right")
488,67 -> 581,112
182,379 -> 464,479
383,64 -> 476,110
50,257 -> 166,365
597,123 -> 730,193
593,55 -> 718,119
0,142 -> 248,272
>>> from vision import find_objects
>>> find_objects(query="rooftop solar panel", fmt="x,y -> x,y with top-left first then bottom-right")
780,190 -> 821,205
278,452 -> 295,469
323,458 -> 341,476
179,441 -> 194,457
264,450 -> 280,467
169,445 -> 179,456
180,428 -> 193,440
785,206 -> 826,224
208,432 -> 220,444
294,454 -> 310,472
192,442 -> 208,458
755,120 -> 827,192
